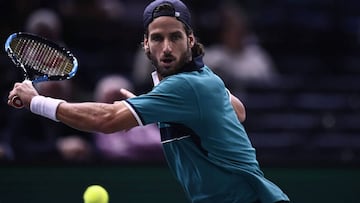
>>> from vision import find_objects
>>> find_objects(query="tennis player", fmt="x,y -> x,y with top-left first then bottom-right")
8,0 -> 290,202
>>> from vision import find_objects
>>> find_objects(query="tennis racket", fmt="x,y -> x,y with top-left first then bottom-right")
5,32 -> 78,108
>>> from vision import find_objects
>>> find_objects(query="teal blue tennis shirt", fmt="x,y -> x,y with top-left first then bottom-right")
125,56 -> 289,203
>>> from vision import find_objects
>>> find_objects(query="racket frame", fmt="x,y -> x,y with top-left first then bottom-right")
4,32 -> 78,83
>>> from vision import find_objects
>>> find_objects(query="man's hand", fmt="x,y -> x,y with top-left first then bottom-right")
120,88 -> 136,99
8,80 -> 39,109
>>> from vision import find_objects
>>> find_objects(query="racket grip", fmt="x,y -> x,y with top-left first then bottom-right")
12,96 -> 24,108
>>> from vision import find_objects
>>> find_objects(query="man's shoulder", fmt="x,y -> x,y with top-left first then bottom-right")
157,67 -> 220,90
170,66 -> 212,79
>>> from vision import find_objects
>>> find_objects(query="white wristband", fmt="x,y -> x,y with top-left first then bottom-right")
30,95 -> 65,122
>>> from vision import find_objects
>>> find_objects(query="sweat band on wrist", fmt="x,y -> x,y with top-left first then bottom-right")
30,95 -> 65,122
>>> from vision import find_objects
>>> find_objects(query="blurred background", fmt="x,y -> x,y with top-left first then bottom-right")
0,0 -> 360,202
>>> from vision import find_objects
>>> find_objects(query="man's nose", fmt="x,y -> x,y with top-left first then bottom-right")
163,39 -> 172,53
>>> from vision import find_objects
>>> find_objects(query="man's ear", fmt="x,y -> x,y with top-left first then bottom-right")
143,37 -> 149,51
188,33 -> 195,48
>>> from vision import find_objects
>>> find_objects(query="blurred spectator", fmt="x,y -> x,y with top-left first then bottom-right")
57,0 -> 126,22
25,8 -> 63,44
203,2 -> 278,98
96,0 -> 125,21
93,74 -> 164,163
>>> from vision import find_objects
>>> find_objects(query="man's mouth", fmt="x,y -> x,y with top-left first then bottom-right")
162,59 -> 173,63
160,58 -> 175,67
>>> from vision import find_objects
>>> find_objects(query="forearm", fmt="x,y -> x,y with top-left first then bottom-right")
56,101 -> 138,133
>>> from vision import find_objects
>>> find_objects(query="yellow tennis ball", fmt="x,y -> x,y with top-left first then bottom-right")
83,185 -> 109,203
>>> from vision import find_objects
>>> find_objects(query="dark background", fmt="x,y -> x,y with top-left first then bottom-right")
0,0 -> 359,202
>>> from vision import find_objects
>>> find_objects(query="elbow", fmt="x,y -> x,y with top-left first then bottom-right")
86,114 -> 118,134
83,103 -> 138,134
94,114 -> 133,134
238,101 -> 246,122
238,110 -> 246,123
96,119 -> 118,134
97,127 -> 114,134
230,94 -> 246,123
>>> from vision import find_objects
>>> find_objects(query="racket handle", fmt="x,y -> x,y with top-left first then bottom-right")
12,96 -> 24,108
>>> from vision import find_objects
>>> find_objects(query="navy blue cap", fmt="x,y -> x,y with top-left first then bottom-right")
143,0 -> 192,30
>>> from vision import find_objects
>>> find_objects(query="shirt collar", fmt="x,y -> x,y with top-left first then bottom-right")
151,55 -> 204,86
181,55 -> 204,72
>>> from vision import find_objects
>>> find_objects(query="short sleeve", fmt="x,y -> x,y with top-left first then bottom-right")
126,75 -> 201,125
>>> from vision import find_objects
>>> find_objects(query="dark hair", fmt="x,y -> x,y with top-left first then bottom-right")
143,3 -> 205,57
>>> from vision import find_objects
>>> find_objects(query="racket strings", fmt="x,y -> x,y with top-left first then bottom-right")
11,37 -> 73,76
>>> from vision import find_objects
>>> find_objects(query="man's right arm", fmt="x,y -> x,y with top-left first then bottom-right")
56,101 -> 139,134
8,81 -> 140,134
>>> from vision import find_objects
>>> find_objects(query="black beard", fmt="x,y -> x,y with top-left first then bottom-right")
146,46 -> 192,78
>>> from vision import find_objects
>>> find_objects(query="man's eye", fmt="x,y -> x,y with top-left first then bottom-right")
171,35 -> 181,41
152,36 -> 162,42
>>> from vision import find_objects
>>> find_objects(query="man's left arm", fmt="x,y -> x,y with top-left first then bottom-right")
229,93 -> 246,122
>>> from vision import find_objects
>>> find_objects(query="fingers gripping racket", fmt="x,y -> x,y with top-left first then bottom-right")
5,32 -> 78,108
